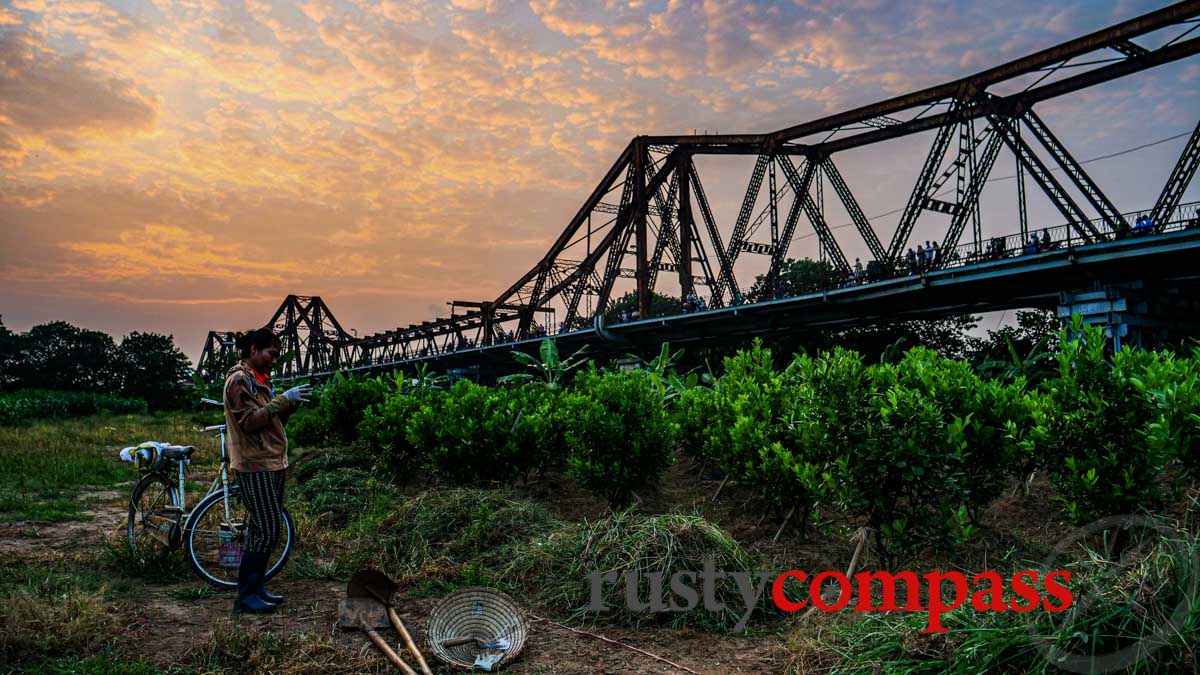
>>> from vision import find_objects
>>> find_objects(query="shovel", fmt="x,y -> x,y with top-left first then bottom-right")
338,597 -> 417,675
348,569 -> 434,675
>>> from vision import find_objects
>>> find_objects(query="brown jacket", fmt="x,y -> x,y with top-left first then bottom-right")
222,361 -> 299,472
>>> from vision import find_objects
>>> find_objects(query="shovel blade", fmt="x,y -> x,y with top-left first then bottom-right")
337,597 -> 390,629
347,568 -> 398,605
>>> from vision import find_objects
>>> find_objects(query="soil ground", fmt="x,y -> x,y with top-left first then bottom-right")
1,459 -> 798,674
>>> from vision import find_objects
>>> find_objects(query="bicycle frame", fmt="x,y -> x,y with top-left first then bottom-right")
168,397 -> 237,533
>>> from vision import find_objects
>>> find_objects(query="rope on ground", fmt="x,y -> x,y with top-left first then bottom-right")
530,614 -> 701,675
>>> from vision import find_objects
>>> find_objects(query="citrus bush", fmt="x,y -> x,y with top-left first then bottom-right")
358,388 -> 428,480
405,380 -> 534,485
1032,323 -> 1173,524
287,373 -> 389,447
563,368 -> 675,507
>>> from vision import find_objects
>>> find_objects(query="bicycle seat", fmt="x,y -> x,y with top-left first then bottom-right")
160,445 -> 195,460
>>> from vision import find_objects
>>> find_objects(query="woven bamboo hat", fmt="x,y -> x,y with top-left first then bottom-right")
427,587 -> 529,670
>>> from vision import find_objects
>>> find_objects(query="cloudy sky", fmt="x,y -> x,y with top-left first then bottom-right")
2,0 -> 1197,361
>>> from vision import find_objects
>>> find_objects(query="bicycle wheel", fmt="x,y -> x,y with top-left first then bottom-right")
127,472 -> 181,563
183,484 -> 294,588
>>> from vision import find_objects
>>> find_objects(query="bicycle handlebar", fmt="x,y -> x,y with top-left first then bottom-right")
204,424 -> 226,432
201,398 -> 223,407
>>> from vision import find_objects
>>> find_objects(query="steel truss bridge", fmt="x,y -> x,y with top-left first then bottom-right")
199,1 -> 1200,382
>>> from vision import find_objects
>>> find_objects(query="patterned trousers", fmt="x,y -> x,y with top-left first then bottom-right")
238,468 -> 287,555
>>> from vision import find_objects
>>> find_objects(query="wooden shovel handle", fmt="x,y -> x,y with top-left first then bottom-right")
441,636 -> 477,648
386,606 -> 434,675
363,624 -> 418,675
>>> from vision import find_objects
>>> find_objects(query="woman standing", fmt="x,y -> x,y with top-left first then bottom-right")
222,328 -> 311,614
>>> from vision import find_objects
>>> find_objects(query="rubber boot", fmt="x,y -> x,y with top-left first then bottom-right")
252,550 -> 284,604
257,572 -> 285,605
234,551 -> 277,614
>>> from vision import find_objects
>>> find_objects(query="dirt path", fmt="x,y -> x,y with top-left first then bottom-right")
2,494 -> 791,674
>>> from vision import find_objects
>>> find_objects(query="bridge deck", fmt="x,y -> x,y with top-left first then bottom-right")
293,227 -> 1200,380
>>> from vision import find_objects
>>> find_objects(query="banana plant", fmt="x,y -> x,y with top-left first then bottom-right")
498,339 -> 589,387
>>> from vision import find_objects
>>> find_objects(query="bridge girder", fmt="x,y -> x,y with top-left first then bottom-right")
199,1 -> 1200,381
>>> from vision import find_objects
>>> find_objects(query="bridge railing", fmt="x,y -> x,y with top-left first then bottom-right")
928,201 -> 1200,275
307,201 -> 1200,373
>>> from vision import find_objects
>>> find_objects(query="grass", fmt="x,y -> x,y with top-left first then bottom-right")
376,488 -> 559,573
8,653 -> 190,674
0,582 -> 130,663
0,550 -> 139,599
186,622 -> 389,674
0,413 -> 220,521
820,510 -> 1200,674
508,509 -> 761,632
165,585 -> 218,601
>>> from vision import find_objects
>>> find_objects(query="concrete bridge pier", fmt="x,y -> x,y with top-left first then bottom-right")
1059,281 -> 1200,350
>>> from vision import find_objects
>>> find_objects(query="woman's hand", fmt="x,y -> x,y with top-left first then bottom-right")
282,384 -> 313,403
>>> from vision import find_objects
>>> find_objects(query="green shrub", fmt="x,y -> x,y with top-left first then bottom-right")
287,374 -> 389,447
1131,346 -> 1200,473
771,347 -> 1030,558
673,384 -> 732,467
0,390 -> 146,425
405,381 -> 533,485
505,385 -> 572,476
782,348 -> 877,537
563,368 -> 675,507
709,339 -> 780,481
284,407 -> 326,447
1034,322 -> 1170,524
357,390 -> 425,479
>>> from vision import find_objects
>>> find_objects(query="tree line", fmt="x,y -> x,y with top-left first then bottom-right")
0,317 -> 193,410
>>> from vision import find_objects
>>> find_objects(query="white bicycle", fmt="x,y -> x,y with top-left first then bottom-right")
124,398 -> 294,588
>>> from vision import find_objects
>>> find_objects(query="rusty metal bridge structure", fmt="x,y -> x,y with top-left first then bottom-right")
199,1 -> 1200,381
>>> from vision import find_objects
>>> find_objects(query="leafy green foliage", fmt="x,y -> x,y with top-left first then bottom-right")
746,257 -> 843,302
563,368 -> 675,507
1034,320 -> 1171,523
286,373 -> 388,447
0,390 -> 146,426
498,339 -> 589,388
113,332 -> 193,410
603,290 -> 684,323
973,310 -> 1060,385
0,319 -> 194,410
356,389 -> 426,478
405,381 -> 534,484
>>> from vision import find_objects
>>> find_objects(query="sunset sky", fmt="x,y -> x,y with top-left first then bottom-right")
2,0 -> 1198,362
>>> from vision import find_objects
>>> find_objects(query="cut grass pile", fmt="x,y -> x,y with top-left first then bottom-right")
510,509 -> 759,632
290,445 -> 383,526
377,488 -> 559,573
0,413 -> 220,521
